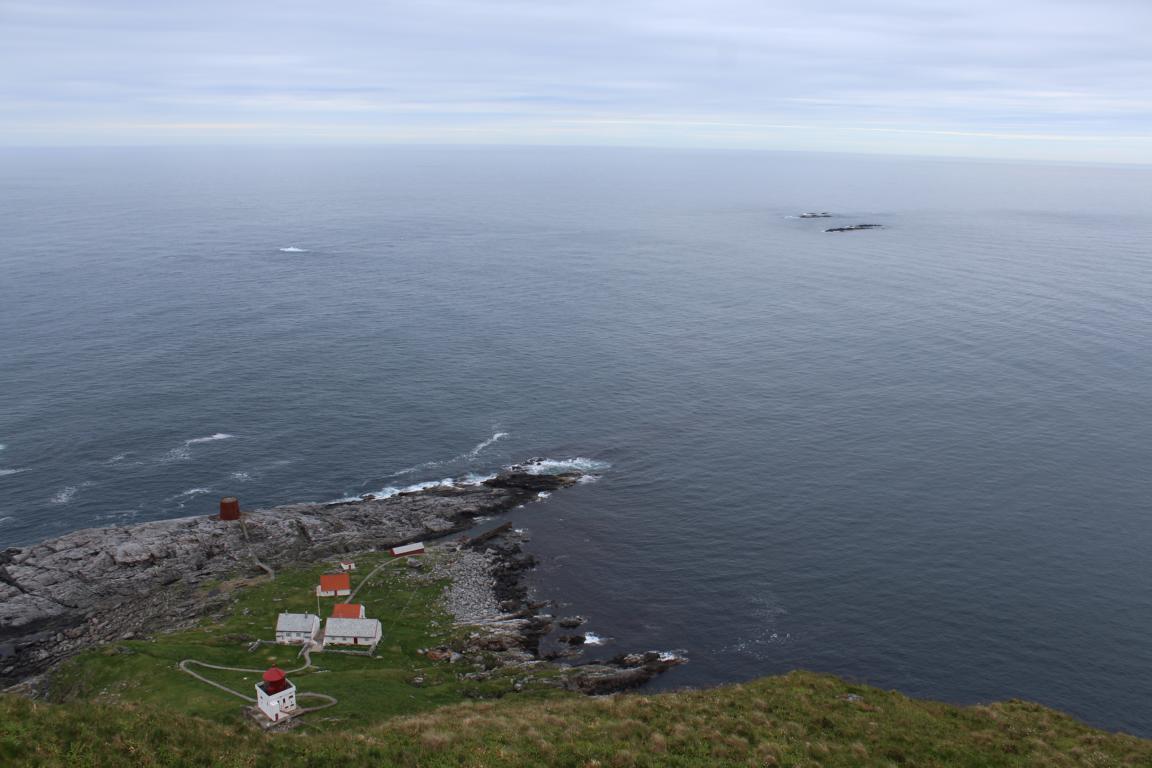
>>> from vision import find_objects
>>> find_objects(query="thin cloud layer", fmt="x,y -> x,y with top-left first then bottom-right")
1,0 -> 1149,161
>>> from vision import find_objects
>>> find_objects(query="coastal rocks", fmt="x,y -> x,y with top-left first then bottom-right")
798,211 -> 833,218
563,652 -> 687,695
424,525 -> 684,697
0,471 -> 558,686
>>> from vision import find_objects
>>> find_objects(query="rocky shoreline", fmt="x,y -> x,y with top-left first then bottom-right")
0,466 -> 682,696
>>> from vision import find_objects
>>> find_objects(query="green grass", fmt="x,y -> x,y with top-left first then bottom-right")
4,671 -> 1150,766
43,551 -> 568,731
12,554 -> 1151,765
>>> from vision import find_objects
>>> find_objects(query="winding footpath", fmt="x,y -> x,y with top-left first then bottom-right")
178,650 -> 337,718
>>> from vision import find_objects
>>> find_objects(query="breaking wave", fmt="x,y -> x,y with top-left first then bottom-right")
278,246 -> 308,253
0,468 -> 27,477
517,457 -> 611,475
583,632 -> 609,646
0,516 -> 12,526
333,472 -> 497,504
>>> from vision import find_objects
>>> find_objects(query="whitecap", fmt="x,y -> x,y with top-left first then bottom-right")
230,471 -> 252,481
106,453 -> 129,464
0,516 -> 13,526
172,487 -> 212,499
0,468 -> 27,477
583,632 -> 609,646
186,433 -> 234,445
278,246 -> 308,253
537,491 -> 552,499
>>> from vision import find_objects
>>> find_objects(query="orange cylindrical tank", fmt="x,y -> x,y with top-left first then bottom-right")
262,667 -> 288,694
219,497 -> 241,520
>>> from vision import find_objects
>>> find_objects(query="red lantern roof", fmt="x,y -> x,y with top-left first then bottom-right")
263,667 -> 285,685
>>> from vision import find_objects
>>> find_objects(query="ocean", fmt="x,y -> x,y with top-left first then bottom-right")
1,146 -> 1150,734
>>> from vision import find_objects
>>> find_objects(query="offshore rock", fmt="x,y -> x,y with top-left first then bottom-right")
0,473 -> 554,687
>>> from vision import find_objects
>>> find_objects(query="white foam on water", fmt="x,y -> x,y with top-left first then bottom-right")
107,453 -> 129,464
583,632 -> 609,646
51,482 -> 93,504
388,431 -> 510,478
537,491 -> 552,499
163,433 -> 235,462
186,433 -> 234,445
278,246 -> 308,253
0,516 -> 13,526
466,431 -> 508,458
230,471 -> 252,481
334,472 -> 497,503
519,457 -> 611,475
173,487 -> 212,499
0,468 -> 27,477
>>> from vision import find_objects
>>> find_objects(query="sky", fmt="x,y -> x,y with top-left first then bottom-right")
2,0 -> 1150,162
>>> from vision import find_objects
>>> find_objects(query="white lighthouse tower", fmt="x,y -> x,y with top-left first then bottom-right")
255,667 -> 298,722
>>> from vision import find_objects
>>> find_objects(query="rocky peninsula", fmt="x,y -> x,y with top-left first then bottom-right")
0,467 -> 681,695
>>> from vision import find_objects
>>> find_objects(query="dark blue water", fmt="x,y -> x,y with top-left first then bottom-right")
2,147 -> 1151,734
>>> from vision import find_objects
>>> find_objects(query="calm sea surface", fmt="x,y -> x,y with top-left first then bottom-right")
2,147 -> 1150,734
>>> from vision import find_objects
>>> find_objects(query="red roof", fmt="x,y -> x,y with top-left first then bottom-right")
331,603 -> 363,619
319,573 -> 351,592
263,667 -> 285,684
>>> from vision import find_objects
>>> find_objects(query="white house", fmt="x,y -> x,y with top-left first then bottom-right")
255,668 -> 297,722
274,613 -> 321,645
389,542 -> 425,557
339,560 -> 356,571
323,617 -> 382,648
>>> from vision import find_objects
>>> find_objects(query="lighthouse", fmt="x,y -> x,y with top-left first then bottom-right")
255,667 -> 298,722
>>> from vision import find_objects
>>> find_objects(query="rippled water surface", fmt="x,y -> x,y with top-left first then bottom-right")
2,147 -> 1150,733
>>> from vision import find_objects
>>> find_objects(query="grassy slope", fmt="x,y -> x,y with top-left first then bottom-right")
6,554 -> 1151,766
4,672 -> 1152,767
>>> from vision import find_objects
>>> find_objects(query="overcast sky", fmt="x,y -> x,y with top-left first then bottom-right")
2,0 -> 1150,162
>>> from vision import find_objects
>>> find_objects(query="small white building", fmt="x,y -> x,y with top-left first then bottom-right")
274,613 -> 321,645
389,542 -> 425,557
323,617 -> 382,648
255,668 -> 297,722
339,560 -> 356,571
